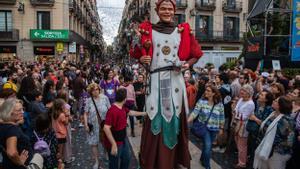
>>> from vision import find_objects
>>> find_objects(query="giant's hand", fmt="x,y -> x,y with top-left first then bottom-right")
181,62 -> 190,70
140,55 -> 152,65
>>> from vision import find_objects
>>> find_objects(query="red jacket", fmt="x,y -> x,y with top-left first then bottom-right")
130,21 -> 203,61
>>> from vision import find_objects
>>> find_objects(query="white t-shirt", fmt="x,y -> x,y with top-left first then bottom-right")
235,98 -> 255,121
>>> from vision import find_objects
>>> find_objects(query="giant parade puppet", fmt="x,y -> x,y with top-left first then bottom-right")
130,0 -> 203,168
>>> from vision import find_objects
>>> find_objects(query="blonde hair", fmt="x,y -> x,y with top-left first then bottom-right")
0,98 -> 23,122
87,83 -> 101,95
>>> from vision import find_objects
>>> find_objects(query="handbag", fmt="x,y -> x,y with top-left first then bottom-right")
191,104 -> 215,138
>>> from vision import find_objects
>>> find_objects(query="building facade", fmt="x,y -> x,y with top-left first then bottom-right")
118,0 -> 248,67
0,0 -> 104,62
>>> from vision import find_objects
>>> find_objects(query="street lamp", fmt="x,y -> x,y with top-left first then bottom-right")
18,2 -> 25,13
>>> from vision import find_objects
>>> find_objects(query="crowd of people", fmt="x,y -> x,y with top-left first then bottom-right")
0,58 -> 299,169
185,66 -> 300,169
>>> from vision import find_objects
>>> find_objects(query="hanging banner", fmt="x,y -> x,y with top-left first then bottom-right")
69,42 -> 76,53
245,37 -> 264,59
291,0 -> 300,61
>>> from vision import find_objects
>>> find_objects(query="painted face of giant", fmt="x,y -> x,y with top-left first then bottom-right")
156,0 -> 175,23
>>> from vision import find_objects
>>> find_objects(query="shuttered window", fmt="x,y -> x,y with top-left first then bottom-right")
224,16 -> 239,40
37,11 -> 50,30
195,15 -> 213,38
0,11 -> 12,32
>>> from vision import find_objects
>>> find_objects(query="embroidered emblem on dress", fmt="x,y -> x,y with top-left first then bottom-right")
161,46 -> 171,55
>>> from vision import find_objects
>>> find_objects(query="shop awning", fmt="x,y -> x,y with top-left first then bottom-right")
69,30 -> 88,46
248,0 -> 273,19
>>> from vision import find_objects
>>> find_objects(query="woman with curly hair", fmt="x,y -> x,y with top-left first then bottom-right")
84,83 -> 110,169
188,85 -> 225,169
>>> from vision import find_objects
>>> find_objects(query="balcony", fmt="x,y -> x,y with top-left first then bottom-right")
195,0 -> 216,11
0,0 -> 16,5
176,0 -> 187,9
222,0 -> 242,13
30,0 -> 55,6
195,30 -> 243,42
0,29 -> 19,41
69,0 -> 76,11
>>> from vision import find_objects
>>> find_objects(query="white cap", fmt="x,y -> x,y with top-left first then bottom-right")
261,72 -> 269,78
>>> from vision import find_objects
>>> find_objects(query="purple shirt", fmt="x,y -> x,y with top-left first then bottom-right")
100,79 -> 119,104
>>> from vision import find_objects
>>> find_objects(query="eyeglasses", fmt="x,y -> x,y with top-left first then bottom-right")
13,108 -> 24,114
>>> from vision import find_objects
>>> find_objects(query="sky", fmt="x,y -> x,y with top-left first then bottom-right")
97,0 -> 125,8
97,0 -> 125,45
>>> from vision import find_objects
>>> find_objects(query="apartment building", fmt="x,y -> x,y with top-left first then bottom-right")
0,0 -> 104,62
118,0 -> 248,67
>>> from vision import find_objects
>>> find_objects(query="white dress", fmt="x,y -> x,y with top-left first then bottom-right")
84,94 -> 110,145
146,28 -> 189,122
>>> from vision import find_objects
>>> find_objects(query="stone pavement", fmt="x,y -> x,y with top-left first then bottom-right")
66,121 -> 138,169
69,120 -> 249,169
128,123 -> 222,169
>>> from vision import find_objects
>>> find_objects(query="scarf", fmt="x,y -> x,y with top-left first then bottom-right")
152,21 -> 176,34
253,112 -> 283,169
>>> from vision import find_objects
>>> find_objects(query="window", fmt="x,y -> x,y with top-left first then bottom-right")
226,57 -> 237,63
201,0 -> 211,5
196,15 -> 213,38
174,14 -> 185,25
224,17 -> 239,39
226,0 -> 236,7
202,46 -> 214,50
37,11 -> 50,30
0,11 -> 12,32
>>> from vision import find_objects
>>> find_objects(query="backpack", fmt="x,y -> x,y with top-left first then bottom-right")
33,131 -> 51,157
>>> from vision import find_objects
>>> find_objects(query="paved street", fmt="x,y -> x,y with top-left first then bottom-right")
68,120 -> 247,169
66,121 -> 138,169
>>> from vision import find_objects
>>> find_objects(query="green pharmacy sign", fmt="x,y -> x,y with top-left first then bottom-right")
30,30 -> 69,41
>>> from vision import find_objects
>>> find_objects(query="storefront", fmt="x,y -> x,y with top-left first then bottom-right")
69,30 -> 89,62
0,46 -> 17,62
33,46 -> 55,62
30,29 -> 69,61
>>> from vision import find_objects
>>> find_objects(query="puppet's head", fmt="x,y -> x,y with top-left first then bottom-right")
155,0 -> 176,23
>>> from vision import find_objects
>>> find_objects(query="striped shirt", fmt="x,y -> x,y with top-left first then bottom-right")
191,99 -> 225,131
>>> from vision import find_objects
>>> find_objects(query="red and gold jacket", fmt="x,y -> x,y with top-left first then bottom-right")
130,21 -> 203,63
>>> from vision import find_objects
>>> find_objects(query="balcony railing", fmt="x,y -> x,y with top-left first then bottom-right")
222,0 -> 243,13
30,0 -> 55,6
0,29 -> 19,41
0,0 -> 17,5
195,30 -> 244,42
176,0 -> 187,9
69,0 -> 76,11
195,0 -> 216,11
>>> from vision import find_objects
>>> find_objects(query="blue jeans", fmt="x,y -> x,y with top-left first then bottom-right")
200,130 -> 218,169
108,139 -> 130,169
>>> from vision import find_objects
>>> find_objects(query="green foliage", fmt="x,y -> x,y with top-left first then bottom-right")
220,61 -> 237,70
205,62 -> 214,69
282,69 -> 300,78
